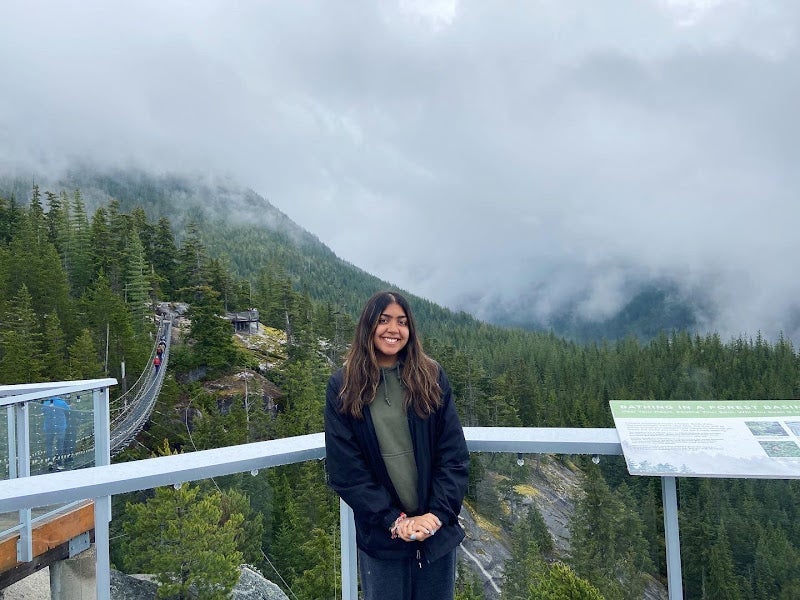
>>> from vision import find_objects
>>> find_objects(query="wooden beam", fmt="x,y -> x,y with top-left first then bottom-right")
0,502 -> 94,574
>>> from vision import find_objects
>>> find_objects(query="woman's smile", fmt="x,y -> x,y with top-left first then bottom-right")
373,302 -> 409,365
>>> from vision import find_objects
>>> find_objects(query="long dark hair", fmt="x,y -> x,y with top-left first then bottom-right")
339,290 -> 441,419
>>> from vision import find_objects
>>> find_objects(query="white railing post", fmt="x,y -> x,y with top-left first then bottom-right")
339,499 -> 358,600
14,402 -> 32,562
94,386 -> 112,600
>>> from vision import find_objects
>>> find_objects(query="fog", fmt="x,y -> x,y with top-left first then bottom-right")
2,0 -> 799,341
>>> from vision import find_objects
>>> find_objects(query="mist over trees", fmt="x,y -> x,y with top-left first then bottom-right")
2,178 -> 800,599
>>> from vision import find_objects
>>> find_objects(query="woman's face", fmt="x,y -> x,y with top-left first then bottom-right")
372,302 -> 409,367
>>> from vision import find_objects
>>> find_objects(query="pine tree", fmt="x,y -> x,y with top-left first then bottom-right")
90,206 -> 114,280
706,524 -> 743,600
292,526 -> 338,600
530,562 -> 605,600
502,507 -> 546,599
184,285 -> 237,375
68,329 -> 104,380
273,358 -> 326,436
81,272 -> 141,380
29,184 -> 47,245
68,189 -> 93,295
41,311 -> 69,380
122,484 -> 243,600
46,190 -> 71,269
176,221 -> 210,293
0,192 -> 23,243
455,561 -> 485,600
151,217 -> 179,298
0,284 -> 44,383
569,466 -> 652,600
7,212 -> 74,337
124,228 -> 151,333
200,485 -> 265,571
752,522 -> 800,599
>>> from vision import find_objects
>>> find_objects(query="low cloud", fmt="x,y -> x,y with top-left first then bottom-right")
2,0 -> 799,342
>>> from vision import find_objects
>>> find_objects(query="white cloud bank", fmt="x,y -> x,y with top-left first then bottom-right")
1,0 -> 799,341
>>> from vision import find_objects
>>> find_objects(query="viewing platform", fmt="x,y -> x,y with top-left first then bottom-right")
0,377 -> 689,600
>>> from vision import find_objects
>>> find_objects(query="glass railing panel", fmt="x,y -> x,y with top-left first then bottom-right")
29,392 -> 96,476
1,406 -> 18,542
462,452 -> 667,600
109,463 -> 341,600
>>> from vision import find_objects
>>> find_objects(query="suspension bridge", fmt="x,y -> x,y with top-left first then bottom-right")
0,318 -> 174,591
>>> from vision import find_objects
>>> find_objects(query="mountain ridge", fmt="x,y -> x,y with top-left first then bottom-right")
1,165 -> 704,342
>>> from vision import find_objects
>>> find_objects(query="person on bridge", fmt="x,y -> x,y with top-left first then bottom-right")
153,355 -> 162,372
324,290 -> 469,600
41,397 -> 70,470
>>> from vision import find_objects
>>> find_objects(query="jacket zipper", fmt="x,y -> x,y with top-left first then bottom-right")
416,548 -> 422,569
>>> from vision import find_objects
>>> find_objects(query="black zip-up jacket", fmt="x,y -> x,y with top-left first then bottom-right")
324,365 -> 470,563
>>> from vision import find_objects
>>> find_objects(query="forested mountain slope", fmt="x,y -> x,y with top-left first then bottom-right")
2,169 -> 800,599
1,167 -> 697,342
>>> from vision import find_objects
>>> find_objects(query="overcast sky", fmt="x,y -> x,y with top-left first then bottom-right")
2,0 -> 799,342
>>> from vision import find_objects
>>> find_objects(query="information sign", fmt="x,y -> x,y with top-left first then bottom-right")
609,400 -> 800,478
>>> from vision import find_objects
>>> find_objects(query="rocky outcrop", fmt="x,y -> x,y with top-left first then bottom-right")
109,565 -> 290,600
2,564 -> 289,600
230,566 -> 290,600
457,455 -> 581,599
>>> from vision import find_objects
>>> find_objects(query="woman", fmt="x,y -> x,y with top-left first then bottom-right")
324,291 -> 470,600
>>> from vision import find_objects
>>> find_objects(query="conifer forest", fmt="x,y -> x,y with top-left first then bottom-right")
2,180 -> 800,600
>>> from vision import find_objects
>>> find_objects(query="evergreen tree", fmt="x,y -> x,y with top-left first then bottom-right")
217,487 -> 266,568
569,465 -> 651,600
0,284 -> 44,383
68,328 -> 104,380
706,524 -> 743,600
151,217 -> 179,298
0,193 -> 23,243
41,311 -> 69,380
7,212 -> 75,337
184,285 -> 237,376
502,507 -> 546,599
455,561 -> 485,600
45,190 -> 69,259
122,484 -> 243,600
29,184 -> 47,245
68,189 -> 94,295
753,523 -> 800,599
273,358 -> 326,436
82,272 -> 142,380
90,206 -> 114,280
292,526 -> 338,600
124,228 -> 152,333
529,562 -> 605,600
176,221 -> 211,293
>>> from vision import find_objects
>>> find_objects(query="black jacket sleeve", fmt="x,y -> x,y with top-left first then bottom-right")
324,371 -> 404,531
426,369 -> 470,525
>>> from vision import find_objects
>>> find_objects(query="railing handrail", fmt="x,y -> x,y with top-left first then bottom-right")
0,379 -> 117,406
0,428 -> 621,513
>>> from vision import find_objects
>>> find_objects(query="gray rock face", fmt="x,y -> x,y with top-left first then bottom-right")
230,566 -> 290,600
110,571 -> 158,599
107,565 -> 289,600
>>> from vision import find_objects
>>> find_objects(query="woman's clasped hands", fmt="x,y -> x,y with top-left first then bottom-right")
397,513 -> 442,542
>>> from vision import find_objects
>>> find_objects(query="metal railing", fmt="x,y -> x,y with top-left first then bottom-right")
0,382 -> 684,600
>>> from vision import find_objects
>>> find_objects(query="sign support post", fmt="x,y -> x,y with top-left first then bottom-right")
661,476 -> 683,600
